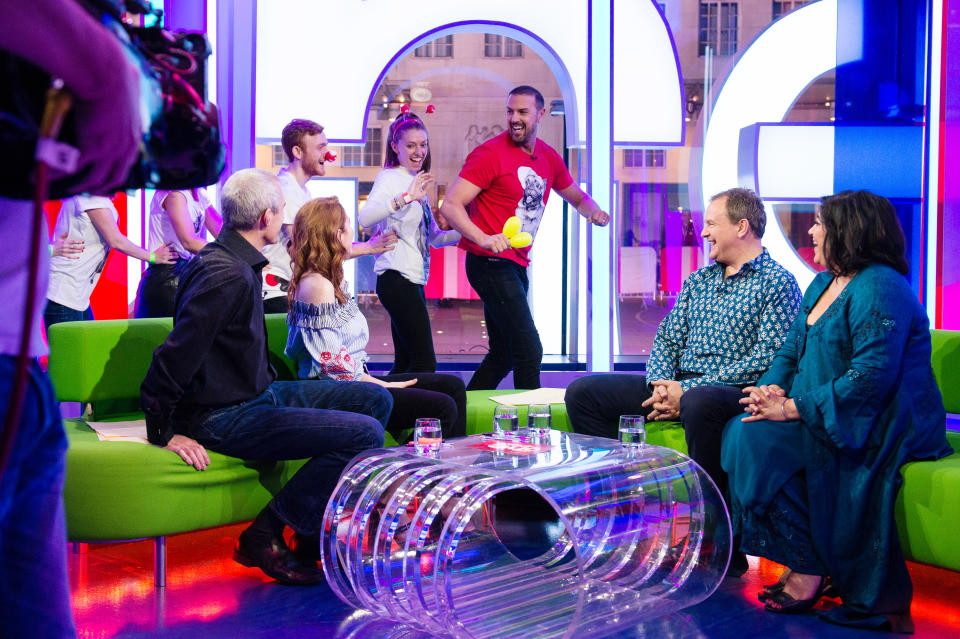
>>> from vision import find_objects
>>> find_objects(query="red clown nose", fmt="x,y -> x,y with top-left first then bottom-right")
426,104 -> 436,114
324,151 -> 337,162
400,103 -> 410,114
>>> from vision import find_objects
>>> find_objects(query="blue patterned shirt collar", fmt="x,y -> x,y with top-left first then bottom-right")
709,248 -> 770,280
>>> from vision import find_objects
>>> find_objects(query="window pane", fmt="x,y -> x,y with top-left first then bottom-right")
272,145 -> 288,167
698,3 -> 711,55
342,146 -> 363,167
698,2 -> 720,56
414,43 -> 432,58
624,149 -> 643,167
720,3 -> 738,55
484,33 -> 502,57
434,35 -> 454,58
364,127 -> 382,166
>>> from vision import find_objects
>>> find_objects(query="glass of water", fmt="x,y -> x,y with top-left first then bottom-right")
527,404 -> 552,438
493,405 -> 520,440
413,418 -> 442,453
619,415 -> 646,449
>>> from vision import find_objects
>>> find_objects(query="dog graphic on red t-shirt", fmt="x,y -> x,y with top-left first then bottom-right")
515,166 -> 546,237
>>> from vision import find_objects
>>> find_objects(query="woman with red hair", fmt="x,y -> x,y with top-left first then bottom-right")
286,196 -> 465,443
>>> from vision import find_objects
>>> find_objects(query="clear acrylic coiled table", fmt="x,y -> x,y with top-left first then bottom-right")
320,431 -> 731,639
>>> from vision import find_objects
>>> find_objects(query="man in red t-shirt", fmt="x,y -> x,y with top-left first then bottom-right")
440,85 -> 609,390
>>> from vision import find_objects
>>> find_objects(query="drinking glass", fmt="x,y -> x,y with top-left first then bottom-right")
493,405 -> 520,440
619,415 -> 646,448
413,418 -> 442,453
527,404 -> 552,438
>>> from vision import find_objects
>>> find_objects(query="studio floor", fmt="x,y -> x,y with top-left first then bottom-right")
69,523 -> 960,639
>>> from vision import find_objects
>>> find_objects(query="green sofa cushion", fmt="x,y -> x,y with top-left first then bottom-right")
265,313 -> 299,380
464,389 -> 572,435
930,329 -> 960,414
896,430 -> 960,572
645,419 -> 688,452
47,318 -> 172,404
62,418 -> 306,541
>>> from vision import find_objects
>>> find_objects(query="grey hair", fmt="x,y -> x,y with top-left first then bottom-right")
220,168 -> 282,231
710,187 -> 766,238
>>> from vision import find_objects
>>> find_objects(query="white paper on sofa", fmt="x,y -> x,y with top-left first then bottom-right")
85,419 -> 149,444
489,388 -> 567,406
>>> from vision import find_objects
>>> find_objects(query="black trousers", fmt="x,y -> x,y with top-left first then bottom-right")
376,269 -> 437,374
134,262 -> 189,318
463,253 -> 542,390
263,295 -> 289,315
565,374 -> 744,499
375,372 -> 467,443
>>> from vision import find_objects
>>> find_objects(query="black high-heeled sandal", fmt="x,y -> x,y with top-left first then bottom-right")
759,574 -> 838,602
757,569 -> 791,602
763,576 -> 827,614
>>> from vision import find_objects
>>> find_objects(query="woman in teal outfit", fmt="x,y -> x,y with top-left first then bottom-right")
721,191 -> 952,632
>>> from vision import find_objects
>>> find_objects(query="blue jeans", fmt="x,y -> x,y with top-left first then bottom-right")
0,356 -> 76,638
43,299 -> 93,327
191,380 -> 392,536
464,253 -> 542,390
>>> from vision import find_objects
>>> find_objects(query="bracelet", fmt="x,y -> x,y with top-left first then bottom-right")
390,192 -> 415,212
780,398 -> 789,421
149,251 -> 156,264
49,244 -> 54,257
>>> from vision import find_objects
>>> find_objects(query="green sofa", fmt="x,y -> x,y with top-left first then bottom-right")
47,318 -> 960,588
48,316 -> 310,587
894,330 -> 960,572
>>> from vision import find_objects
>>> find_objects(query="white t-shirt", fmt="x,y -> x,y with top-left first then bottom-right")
262,168 -> 311,301
358,166 -> 460,285
0,197 -> 49,357
148,189 -> 211,260
46,195 -> 117,312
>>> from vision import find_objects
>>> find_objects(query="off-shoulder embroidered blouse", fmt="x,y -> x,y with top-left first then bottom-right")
285,296 -> 369,381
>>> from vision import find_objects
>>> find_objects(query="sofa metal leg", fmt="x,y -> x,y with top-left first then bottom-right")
154,536 -> 166,588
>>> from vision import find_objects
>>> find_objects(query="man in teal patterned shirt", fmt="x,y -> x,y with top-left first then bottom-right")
565,187 -> 801,572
